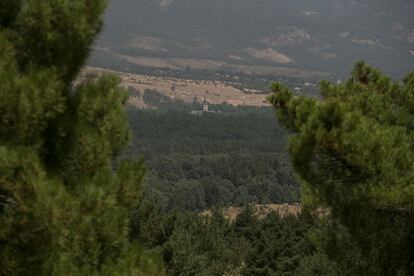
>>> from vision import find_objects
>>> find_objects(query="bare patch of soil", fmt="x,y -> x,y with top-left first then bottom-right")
200,204 -> 302,222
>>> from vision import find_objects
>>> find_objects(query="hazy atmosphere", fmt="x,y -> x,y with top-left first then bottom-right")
91,0 -> 414,78
1,1 -> 413,275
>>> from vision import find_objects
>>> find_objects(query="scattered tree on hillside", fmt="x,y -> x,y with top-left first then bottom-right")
0,1 -> 163,274
269,61 -> 414,275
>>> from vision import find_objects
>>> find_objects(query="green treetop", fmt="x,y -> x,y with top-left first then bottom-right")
269,62 -> 414,275
0,1 -> 163,274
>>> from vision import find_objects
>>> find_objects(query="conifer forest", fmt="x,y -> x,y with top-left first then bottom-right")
1,1 -> 413,275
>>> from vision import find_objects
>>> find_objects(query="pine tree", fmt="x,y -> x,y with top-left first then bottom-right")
268,62 -> 414,275
0,1 -> 163,274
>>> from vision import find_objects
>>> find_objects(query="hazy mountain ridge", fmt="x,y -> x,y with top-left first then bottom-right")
93,0 -> 414,78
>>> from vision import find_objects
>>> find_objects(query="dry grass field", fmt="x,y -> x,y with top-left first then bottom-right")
200,204 -> 302,222
82,67 -> 270,107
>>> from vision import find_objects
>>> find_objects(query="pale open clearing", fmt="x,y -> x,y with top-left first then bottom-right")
82,67 -> 270,107
200,204 -> 302,222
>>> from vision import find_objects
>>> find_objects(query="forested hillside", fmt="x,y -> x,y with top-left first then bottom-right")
124,90 -> 299,210
2,1 -> 413,275
126,62 -> 414,276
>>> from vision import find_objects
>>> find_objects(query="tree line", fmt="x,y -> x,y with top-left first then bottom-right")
1,0 -> 413,275
124,91 -> 299,210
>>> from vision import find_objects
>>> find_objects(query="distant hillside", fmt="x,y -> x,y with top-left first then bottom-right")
90,0 -> 414,79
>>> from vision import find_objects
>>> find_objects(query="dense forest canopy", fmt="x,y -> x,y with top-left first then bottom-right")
123,90 -> 299,210
132,203 -> 329,275
1,0 -> 413,275
127,64 -> 414,275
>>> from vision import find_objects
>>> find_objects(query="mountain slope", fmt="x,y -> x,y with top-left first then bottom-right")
92,0 -> 414,78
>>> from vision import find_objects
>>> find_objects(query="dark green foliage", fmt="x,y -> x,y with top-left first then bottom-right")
144,154 -> 297,211
239,212 -> 310,275
0,1 -> 163,274
124,93 -> 299,210
269,62 -> 414,275
0,0 -> 21,27
15,0 -> 106,82
132,201 -> 335,276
